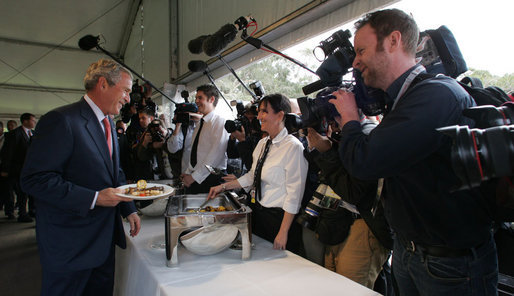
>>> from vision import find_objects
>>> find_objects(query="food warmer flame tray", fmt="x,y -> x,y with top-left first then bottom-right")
164,191 -> 252,267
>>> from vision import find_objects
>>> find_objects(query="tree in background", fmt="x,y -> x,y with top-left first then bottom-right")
216,48 -> 319,106
464,69 -> 514,94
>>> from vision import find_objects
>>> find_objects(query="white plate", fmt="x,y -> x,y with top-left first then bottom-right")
116,183 -> 175,200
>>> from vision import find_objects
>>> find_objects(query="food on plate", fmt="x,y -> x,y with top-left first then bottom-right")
136,179 -> 148,190
124,180 -> 165,196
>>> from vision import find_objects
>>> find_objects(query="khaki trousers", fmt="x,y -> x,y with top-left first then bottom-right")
324,219 -> 390,288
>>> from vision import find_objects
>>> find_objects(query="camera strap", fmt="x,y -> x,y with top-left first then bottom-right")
391,64 -> 426,112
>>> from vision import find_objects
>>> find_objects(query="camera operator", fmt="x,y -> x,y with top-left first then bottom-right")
226,103 -> 262,174
303,123 -> 392,290
329,9 -> 497,295
133,107 -> 172,182
124,81 -> 156,141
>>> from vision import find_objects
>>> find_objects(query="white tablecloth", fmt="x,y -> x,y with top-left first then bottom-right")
114,216 -> 381,296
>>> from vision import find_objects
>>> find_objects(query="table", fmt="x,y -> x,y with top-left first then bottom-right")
114,216 -> 381,296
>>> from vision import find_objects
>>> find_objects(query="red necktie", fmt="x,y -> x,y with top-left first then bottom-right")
102,117 -> 112,158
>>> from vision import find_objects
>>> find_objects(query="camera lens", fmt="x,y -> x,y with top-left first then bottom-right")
296,195 -> 325,231
224,120 -> 241,133
438,124 -> 514,189
313,46 -> 327,62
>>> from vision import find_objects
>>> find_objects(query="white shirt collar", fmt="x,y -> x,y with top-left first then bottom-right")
201,110 -> 215,122
84,94 -> 107,122
22,126 -> 31,135
268,127 -> 288,145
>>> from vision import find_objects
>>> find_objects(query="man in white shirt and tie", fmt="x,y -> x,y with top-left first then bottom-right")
180,84 -> 229,194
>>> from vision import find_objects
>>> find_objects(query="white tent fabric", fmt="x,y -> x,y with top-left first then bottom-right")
0,0 -> 395,120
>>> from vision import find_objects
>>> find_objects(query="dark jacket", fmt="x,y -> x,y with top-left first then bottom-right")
306,147 -> 393,250
20,98 -> 136,272
1,126 -> 31,177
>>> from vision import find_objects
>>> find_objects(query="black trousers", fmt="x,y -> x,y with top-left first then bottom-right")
250,202 -> 303,255
185,173 -> 222,195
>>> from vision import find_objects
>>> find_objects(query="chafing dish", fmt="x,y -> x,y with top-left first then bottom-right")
164,191 -> 252,267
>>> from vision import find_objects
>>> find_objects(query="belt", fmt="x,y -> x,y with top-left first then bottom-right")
397,235 -> 474,258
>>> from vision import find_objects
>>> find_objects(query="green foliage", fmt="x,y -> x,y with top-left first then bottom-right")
216,50 -> 319,105
215,54 -> 514,110
463,69 -> 514,94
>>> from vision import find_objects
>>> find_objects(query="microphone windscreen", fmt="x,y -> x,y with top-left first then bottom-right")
203,24 -> 238,56
78,35 -> 99,50
188,60 -> 208,73
188,35 -> 209,54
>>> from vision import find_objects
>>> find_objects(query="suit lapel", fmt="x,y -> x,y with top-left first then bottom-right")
79,99 -> 114,179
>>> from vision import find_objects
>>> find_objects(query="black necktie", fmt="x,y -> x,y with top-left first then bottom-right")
190,119 -> 204,167
253,138 -> 272,202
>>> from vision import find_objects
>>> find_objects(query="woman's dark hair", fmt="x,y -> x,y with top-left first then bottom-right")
259,93 -> 291,121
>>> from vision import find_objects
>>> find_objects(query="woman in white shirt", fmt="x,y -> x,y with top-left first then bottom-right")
208,94 -> 308,253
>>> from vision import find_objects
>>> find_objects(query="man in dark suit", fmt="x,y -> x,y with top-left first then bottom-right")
21,59 -> 141,296
1,112 -> 36,222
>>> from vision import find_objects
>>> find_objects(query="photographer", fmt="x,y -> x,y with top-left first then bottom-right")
303,123 -> 392,290
329,9 -> 497,295
226,103 -> 262,174
133,107 -> 172,181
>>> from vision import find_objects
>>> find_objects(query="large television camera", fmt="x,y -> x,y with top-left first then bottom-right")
297,30 -> 385,132
437,103 -> 514,191
172,90 -> 198,125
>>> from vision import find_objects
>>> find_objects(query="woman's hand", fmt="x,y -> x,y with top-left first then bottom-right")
207,184 -> 223,200
273,229 -> 288,250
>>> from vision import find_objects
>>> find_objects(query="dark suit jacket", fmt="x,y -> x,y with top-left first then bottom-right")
21,98 -> 137,272
1,126 -> 31,177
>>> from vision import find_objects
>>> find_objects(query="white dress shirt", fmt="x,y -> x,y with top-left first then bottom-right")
22,126 -> 32,138
238,127 -> 308,214
167,121 -> 196,174
183,110 -> 229,184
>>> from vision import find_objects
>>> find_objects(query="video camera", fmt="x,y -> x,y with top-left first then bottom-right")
224,100 -> 261,134
147,119 -> 165,142
297,29 -> 385,132
224,80 -> 264,134
437,103 -> 514,190
130,79 -> 151,105
172,90 -> 198,125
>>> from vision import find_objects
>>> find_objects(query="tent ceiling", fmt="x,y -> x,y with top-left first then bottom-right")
0,0 -> 393,119
0,0 -> 139,117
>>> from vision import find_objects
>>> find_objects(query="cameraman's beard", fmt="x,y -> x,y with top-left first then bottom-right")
363,51 -> 390,90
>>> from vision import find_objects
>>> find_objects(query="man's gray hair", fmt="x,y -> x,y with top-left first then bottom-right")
84,59 -> 132,91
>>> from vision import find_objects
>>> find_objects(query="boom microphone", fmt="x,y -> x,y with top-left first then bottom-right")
187,60 -> 208,73
188,35 -> 210,54
78,35 -> 100,50
202,23 -> 238,57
